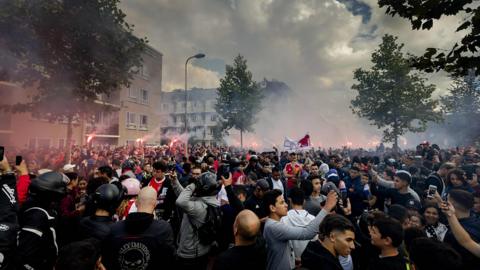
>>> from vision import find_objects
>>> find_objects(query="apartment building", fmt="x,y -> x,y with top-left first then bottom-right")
0,45 -> 163,149
159,88 -> 218,145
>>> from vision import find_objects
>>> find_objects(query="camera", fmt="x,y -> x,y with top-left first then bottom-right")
167,163 -> 176,172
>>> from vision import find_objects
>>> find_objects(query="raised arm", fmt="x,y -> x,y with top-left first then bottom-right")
222,174 -> 245,215
267,191 -> 337,241
170,171 -> 184,197
441,201 -> 480,258
371,170 -> 394,188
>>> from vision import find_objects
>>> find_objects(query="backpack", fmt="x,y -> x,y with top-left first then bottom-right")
189,204 -> 225,250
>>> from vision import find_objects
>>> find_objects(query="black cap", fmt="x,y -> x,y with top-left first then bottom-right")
30,172 -> 69,196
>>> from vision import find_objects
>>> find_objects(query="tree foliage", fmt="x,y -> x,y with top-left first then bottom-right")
441,71 -> 480,114
351,34 -> 442,150
0,0 -> 146,159
378,0 -> 480,76
215,54 -> 263,146
440,71 -> 480,144
0,0 -> 146,116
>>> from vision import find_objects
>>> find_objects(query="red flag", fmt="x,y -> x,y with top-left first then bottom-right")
298,134 -> 310,147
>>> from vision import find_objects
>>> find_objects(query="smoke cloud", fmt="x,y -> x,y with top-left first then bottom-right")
0,0 -> 452,149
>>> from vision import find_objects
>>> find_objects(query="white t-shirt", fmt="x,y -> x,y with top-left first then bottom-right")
272,178 -> 284,194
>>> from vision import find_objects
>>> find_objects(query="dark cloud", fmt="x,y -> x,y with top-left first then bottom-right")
119,0 -> 462,147
337,0 -> 372,24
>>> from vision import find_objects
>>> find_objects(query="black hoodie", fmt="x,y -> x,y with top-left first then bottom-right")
102,212 -> 175,270
301,240 -> 343,270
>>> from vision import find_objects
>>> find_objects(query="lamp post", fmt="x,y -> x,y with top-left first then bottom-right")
185,53 -> 205,157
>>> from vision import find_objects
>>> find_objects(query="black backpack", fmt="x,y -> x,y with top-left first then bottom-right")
189,204 -> 225,249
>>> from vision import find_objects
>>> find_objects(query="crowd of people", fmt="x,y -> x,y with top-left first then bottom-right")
1,141 -> 480,270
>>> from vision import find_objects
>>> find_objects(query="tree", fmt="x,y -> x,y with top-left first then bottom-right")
0,0 -> 146,162
378,0 -> 480,77
351,34 -> 442,153
215,55 -> 263,148
440,70 -> 480,144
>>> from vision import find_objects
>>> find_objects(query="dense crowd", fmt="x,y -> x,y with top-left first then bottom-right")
1,141 -> 479,270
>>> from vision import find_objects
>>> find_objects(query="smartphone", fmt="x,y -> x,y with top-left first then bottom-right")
15,155 -> 22,166
0,146 -> 4,161
427,185 -> 437,199
341,190 -> 348,206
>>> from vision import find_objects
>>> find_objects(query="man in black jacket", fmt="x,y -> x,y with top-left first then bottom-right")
213,209 -> 266,270
301,214 -> 356,270
78,183 -> 123,241
425,163 -> 455,196
148,161 -> 177,221
244,179 -> 270,219
17,172 -> 69,270
0,157 -> 19,270
102,187 -> 175,270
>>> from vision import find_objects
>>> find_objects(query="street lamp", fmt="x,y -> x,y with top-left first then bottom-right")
185,53 -> 205,157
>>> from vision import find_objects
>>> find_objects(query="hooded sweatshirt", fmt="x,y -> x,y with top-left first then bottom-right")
174,182 -> 220,259
281,209 -> 316,269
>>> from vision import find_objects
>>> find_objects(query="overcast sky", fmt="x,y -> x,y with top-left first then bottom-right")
120,0 -> 466,148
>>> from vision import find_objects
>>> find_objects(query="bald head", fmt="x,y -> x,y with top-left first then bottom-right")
234,210 -> 260,244
136,187 -> 157,213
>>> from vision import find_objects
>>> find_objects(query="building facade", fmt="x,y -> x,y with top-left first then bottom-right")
0,45 -> 163,149
159,88 -> 218,145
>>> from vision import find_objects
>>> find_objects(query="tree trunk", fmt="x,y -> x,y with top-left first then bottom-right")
392,118 -> 399,157
65,114 -> 73,164
240,129 -> 243,149
393,135 -> 399,157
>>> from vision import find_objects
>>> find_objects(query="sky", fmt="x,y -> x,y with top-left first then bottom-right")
120,0 -> 467,148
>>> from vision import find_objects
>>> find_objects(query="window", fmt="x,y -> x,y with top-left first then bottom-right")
126,112 -> 137,128
59,139 -> 65,149
172,116 -> 177,124
140,89 -> 149,104
211,115 -> 217,122
191,114 -> 197,122
163,103 -> 168,111
141,65 -> 150,79
94,111 -> 103,124
209,127 -> 214,135
139,115 -> 148,130
128,88 -> 137,99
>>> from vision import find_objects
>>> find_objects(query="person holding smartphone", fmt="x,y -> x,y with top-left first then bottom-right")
440,200 -> 480,258
438,190 -> 480,269
0,155 -> 19,270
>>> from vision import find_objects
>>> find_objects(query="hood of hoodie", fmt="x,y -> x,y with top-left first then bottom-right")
198,195 -> 220,207
284,209 -> 314,226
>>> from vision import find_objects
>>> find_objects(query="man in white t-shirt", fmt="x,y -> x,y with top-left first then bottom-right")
267,168 -> 287,202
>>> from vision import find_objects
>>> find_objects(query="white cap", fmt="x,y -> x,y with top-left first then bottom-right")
63,164 -> 76,172
38,168 -> 53,175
